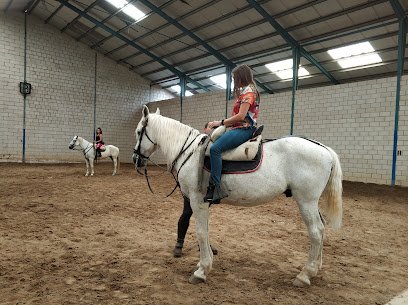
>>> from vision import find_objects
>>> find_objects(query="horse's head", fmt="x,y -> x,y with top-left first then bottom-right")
133,106 -> 160,168
69,135 -> 79,149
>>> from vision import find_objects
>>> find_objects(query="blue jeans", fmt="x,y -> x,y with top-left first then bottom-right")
210,126 -> 256,186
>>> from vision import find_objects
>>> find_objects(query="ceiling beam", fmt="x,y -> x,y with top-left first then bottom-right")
57,0 -> 209,92
125,0 -> 323,68
138,0 -> 272,93
45,3 -> 64,24
100,0 -> 216,55
76,0 -> 138,42
389,0 -> 406,19
246,0 -> 338,85
91,0 -> 178,51
138,0 -> 388,79
60,0 -> 102,33
152,27 -> 400,86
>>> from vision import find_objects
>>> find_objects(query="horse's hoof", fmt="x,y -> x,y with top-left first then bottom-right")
85,174 -> 88,177
90,174 -> 94,177
112,173 -> 116,176
173,246 -> 182,258
188,274 -> 205,284
293,275 -> 311,287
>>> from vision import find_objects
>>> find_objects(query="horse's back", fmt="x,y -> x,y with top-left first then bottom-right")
265,136 -> 333,161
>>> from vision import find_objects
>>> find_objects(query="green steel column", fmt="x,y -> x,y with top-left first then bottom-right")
290,46 -> 300,135
22,11 -> 28,163
180,77 -> 186,122
391,17 -> 407,186
226,65 -> 233,118
93,53 -> 97,141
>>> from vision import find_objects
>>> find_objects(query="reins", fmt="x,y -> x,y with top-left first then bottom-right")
134,121 -> 203,198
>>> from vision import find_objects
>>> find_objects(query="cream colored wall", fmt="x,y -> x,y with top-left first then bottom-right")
147,76 -> 407,186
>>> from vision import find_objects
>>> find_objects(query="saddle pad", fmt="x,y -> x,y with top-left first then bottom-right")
203,144 -> 263,174
205,135 -> 262,161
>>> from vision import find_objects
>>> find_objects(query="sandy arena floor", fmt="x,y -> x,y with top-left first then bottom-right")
0,162 -> 407,305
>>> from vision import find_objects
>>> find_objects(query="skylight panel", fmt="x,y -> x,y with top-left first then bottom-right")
105,0 -> 145,21
210,74 -> 233,89
327,41 -> 382,69
265,59 -> 310,80
170,85 -> 193,96
327,41 -> 375,59
337,53 -> 383,69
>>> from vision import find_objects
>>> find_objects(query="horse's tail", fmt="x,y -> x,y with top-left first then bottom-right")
323,147 -> 343,230
117,155 -> 120,174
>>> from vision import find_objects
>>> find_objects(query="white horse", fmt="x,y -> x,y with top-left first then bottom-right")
133,106 -> 342,287
69,136 -> 120,176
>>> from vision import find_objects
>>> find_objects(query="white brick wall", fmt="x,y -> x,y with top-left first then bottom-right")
0,12 -> 174,163
1,12 -> 406,186
147,76 -> 407,186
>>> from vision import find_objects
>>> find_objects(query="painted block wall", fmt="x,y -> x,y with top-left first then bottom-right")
147,76 -> 407,186
0,12 -> 174,163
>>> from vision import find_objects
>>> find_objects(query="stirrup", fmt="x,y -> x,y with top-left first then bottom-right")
252,125 -> 264,138
211,185 -> 228,204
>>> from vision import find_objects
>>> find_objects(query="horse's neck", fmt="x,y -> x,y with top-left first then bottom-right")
151,115 -> 201,165
79,138 -> 92,149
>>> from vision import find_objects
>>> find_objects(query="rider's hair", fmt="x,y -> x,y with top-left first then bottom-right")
96,127 -> 103,134
232,64 -> 259,100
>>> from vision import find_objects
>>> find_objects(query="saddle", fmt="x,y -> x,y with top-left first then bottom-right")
203,125 -> 264,174
205,126 -> 263,161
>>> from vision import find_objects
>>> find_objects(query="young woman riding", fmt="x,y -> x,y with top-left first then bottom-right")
204,64 -> 260,204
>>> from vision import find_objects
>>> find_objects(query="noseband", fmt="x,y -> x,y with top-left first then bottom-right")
133,119 -> 156,161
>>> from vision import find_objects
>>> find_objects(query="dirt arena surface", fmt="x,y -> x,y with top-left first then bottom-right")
0,162 -> 407,305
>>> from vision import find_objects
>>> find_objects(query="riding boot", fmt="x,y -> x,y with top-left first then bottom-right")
173,240 -> 184,258
203,179 -> 216,202
211,184 -> 228,204
97,150 -> 102,158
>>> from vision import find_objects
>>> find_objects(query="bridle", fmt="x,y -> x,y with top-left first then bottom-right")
70,136 -> 93,156
134,119 -> 156,162
133,118 -> 204,198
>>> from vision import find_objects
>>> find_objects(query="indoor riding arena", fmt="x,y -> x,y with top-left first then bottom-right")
1,1 -> 407,304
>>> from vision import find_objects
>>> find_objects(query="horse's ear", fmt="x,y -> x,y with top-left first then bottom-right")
142,105 -> 149,118
155,108 -> 160,115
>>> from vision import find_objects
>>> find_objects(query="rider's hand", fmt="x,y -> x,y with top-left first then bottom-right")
208,121 -> 222,128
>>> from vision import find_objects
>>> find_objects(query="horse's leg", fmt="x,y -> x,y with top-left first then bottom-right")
112,156 -> 117,176
90,158 -> 95,176
85,158 -> 90,176
189,196 -> 212,284
293,201 -> 325,287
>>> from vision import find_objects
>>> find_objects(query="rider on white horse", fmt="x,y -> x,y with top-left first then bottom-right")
204,64 -> 260,204
133,105 -> 342,286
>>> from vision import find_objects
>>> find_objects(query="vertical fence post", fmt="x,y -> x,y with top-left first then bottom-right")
93,52 -> 97,141
180,77 -> 186,122
226,65 -> 232,118
22,11 -> 28,163
290,46 -> 300,135
391,17 -> 407,186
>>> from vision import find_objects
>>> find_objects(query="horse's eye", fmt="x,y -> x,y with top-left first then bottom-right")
137,130 -> 141,135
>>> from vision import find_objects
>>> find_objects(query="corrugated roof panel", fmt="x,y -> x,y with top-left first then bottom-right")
313,0 -> 344,16
290,5 -> 321,26
372,2 -> 395,17
160,0 -> 211,19
347,7 -> 380,26
178,56 -> 220,72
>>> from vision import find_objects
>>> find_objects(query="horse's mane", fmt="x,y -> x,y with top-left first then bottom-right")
148,113 -> 202,167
